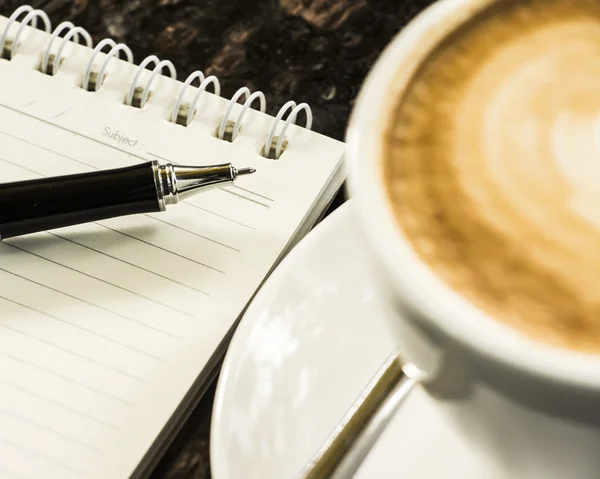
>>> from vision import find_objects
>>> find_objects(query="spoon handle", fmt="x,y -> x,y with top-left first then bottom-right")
297,353 -> 420,479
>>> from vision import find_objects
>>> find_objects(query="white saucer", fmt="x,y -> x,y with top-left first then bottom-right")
211,201 -> 497,479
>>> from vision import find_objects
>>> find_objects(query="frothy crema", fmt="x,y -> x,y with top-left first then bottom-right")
384,0 -> 600,353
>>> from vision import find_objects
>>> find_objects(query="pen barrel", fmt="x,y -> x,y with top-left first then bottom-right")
0,161 -> 160,239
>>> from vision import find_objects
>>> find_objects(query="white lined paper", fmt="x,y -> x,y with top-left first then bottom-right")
0,15 -> 346,479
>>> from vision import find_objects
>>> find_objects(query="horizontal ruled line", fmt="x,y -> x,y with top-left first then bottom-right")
0,130 -> 96,169
0,436 -> 85,476
0,377 -> 118,430
232,184 -> 274,202
0,308 -> 148,383
219,187 -> 271,208
2,242 -> 196,319
0,352 -> 133,406
146,151 -> 173,162
97,223 -> 226,274
0,155 -> 43,177
0,267 -> 179,340
183,203 -> 255,230
1,294 -> 164,362
0,407 -> 98,451
0,297 -> 149,383
148,216 -> 240,252
50,232 -> 210,296
0,465 -> 27,479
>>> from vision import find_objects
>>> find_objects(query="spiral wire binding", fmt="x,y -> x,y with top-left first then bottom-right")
171,71 -> 221,126
126,55 -> 177,108
264,101 -> 313,159
1,5 -> 314,158
41,21 -> 93,75
83,39 -> 134,91
218,87 -> 267,142
0,5 -> 50,60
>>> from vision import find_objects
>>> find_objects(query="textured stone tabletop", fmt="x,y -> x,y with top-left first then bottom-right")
0,0 -> 434,477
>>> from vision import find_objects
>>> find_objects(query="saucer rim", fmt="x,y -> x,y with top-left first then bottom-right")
210,201 -> 355,478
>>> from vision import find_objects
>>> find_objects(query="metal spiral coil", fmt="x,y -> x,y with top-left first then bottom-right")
1,4 -> 315,158
83,38 -> 134,92
171,71 -> 221,126
41,21 -> 93,75
218,87 -> 267,142
125,55 -> 177,108
264,101 -> 313,159
0,5 -> 50,60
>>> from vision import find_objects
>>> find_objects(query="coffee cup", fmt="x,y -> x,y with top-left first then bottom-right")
345,0 -> 600,477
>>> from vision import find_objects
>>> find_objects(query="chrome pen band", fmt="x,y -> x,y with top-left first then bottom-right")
152,161 -> 167,211
152,160 -> 236,209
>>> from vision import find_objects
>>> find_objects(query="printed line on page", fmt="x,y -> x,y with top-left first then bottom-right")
183,203 -> 255,230
0,294 -> 164,362
146,152 -> 174,162
0,158 -> 227,276
149,216 -> 240,252
0,155 -> 43,176
219,187 -> 271,208
0,313 -> 148,383
0,407 -> 98,451
0,130 -> 96,169
49,232 -> 211,296
0,464 -> 28,479
0,352 -> 133,406
231,185 -> 274,202
0,377 -> 118,430
0,267 -> 179,340
2,242 -> 196,319
97,223 -> 226,274
0,436 -> 85,477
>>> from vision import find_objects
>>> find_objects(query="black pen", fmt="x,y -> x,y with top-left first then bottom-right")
0,160 -> 256,240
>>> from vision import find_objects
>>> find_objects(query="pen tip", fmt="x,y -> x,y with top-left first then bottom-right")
236,167 -> 256,176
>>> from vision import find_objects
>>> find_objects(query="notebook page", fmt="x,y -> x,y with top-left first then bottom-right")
0,17 -> 345,479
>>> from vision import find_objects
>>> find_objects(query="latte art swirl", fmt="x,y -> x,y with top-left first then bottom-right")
385,0 -> 600,352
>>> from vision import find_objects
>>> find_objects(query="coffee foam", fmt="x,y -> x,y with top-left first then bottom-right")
384,0 -> 600,353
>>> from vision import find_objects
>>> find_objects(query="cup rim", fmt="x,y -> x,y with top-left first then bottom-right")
345,0 -> 600,389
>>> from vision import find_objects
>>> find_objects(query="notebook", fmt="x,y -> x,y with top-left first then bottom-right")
0,6 -> 345,479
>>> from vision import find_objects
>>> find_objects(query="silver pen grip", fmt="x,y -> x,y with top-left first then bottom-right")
154,162 -> 236,208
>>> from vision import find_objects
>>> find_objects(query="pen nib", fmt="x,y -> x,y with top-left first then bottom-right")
235,167 -> 256,176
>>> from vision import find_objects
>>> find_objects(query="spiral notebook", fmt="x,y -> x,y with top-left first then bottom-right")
0,7 -> 345,479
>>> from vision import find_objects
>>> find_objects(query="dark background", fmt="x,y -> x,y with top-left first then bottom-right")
0,0 -> 434,477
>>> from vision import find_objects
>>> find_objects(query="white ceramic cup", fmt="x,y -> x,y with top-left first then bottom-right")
345,0 -> 600,477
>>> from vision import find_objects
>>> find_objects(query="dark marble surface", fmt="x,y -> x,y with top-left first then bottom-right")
0,0 -> 435,477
